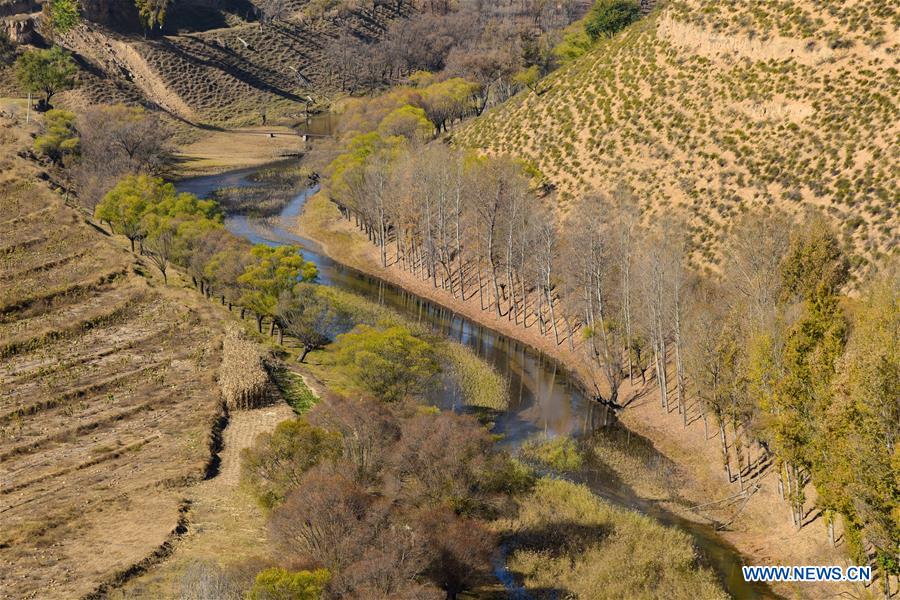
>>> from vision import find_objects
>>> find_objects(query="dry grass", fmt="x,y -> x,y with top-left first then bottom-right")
219,327 -> 272,411
496,478 -> 727,600
0,115 -> 229,599
174,127 -> 306,177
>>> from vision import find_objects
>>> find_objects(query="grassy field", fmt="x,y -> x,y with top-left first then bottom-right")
496,477 -> 727,600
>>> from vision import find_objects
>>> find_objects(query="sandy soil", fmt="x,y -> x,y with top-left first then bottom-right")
295,191 -> 860,599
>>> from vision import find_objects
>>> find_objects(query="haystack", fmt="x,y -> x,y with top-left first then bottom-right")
219,327 -> 271,410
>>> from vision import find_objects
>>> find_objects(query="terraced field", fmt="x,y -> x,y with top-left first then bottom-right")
56,2 -> 414,124
0,121 -> 228,599
456,0 -> 899,278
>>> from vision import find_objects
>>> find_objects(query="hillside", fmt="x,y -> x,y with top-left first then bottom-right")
455,0 -> 899,278
2,0 -> 413,124
0,115 -> 229,598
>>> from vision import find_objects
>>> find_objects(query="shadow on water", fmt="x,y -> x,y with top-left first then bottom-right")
176,163 -> 778,599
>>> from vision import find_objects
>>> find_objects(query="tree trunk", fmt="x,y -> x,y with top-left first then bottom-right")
719,420 -> 732,482
299,346 -> 311,363
826,514 -> 835,547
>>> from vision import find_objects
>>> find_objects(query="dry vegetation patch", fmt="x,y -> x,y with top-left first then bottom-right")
0,124 -> 229,599
219,326 -> 272,411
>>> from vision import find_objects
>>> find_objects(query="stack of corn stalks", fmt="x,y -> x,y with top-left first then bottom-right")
219,327 -> 270,410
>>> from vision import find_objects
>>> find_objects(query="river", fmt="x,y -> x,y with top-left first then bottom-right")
176,164 -> 775,599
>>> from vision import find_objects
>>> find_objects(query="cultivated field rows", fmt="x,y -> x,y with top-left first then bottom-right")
0,136 -> 228,598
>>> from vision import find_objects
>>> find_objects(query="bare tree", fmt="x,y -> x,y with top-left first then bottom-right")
74,105 -> 172,209
257,0 -> 289,27
143,223 -> 176,284
277,285 -> 351,359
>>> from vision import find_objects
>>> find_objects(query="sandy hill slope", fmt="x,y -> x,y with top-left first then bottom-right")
0,115 -> 230,598
455,0 -> 898,277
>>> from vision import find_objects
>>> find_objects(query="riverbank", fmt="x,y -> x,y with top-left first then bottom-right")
294,190 -> 855,600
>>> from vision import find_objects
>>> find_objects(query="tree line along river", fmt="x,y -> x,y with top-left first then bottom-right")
176,164 -> 775,599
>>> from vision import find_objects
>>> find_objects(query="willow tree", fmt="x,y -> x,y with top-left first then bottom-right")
238,245 -> 318,333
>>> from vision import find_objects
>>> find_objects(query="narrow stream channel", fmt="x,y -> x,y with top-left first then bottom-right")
176,165 -> 776,599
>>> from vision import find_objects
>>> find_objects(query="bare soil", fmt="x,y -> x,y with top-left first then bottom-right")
116,403 -> 295,599
175,127 -> 307,176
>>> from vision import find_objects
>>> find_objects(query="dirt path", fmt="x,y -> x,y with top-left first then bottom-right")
116,402 -> 295,598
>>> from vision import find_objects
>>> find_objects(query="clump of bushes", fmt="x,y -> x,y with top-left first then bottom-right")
520,435 -> 584,472
585,0 -> 641,41
219,327 -> 271,410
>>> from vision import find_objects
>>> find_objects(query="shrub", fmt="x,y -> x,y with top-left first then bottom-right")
0,30 -> 14,66
585,0 -> 641,41
521,435 -> 584,472
240,418 -> 342,510
330,325 -> 439,402
34,109 -> 79,164
247,567 -> 330,600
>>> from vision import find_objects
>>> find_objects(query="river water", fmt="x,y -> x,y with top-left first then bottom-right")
177,166 -> 775,599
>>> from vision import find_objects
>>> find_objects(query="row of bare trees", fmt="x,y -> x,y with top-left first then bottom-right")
328,139 -> 899,590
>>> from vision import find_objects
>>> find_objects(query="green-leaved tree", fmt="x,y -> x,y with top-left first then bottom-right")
238,245 -> 318,333
331,325 -> 439,402
15,46 -> 77,110
585,0 -> 641,40
48,0 -> 81,35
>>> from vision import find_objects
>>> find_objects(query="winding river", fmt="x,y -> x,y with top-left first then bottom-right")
176,164 -> 775,599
